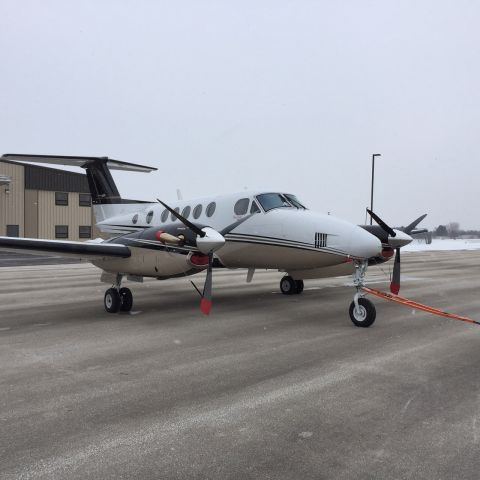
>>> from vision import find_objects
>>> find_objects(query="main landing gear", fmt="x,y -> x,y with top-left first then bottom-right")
280,276 -> 304,295
104,274 -> 133,313
349,261 -> 376,327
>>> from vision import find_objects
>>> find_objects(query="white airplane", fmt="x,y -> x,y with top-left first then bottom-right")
0,154 -> 420,327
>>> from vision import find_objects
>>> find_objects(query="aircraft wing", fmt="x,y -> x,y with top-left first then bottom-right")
0,237 -> 131,260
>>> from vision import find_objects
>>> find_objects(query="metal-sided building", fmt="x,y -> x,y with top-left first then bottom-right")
0,159 -> 100,240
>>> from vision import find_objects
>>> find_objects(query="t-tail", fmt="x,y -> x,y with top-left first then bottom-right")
0,154 -> 157,223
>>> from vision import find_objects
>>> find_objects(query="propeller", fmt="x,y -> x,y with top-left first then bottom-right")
366,210 -> 428,295
157,199 -> 252,314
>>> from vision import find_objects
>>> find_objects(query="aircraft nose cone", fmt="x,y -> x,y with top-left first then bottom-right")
348,226 -> 382,259
389,229 -> 413,248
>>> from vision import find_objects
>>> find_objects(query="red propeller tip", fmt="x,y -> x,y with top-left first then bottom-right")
390,283 -> 400,295
200,298 -> 212,315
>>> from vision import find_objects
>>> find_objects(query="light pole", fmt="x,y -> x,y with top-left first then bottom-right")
370,153 -> 381,224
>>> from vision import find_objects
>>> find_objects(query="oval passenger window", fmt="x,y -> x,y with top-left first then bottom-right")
182,206 -> 191,219
146,211 -> 154,224
132,214 -> 138,224
193,204 -> 202,219
171,207 -> 180,221
161,209 -> 169,222
234,198 -> 249,215
206,202 -> 216,217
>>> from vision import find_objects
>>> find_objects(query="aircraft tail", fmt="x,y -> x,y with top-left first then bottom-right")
1,154 -> 157,223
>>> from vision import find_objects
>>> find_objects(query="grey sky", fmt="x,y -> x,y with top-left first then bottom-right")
1,0 -> 479,229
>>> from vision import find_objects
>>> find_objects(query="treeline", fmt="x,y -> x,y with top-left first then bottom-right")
433,223 -> 480,239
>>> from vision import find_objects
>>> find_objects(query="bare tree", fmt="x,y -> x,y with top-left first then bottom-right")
447,222 -> 460,239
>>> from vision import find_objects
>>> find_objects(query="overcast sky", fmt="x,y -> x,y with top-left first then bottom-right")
1,0 -> 479,229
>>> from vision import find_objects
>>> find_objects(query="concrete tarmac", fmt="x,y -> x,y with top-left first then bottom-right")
1,250 -> 480,479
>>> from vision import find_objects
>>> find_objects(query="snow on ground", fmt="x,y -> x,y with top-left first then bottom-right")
403,238 -> 480,252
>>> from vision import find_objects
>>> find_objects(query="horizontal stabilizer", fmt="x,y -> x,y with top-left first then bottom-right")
0,237 -> 131,260
1,154 -> 157,173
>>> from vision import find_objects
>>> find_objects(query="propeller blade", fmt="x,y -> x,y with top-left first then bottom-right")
390,248 -> 401,294
409,228 -> 428,236
403,214 -> 427,235
220,214 -> 254,236
367,209 -> 396,237
157,199 -> 206,237
200,253 -> 213,315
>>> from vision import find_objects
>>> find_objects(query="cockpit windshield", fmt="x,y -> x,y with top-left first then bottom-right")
284,193 -> 307,209
256,193 -> 293,212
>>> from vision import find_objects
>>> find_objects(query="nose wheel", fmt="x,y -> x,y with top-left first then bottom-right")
349,260 -> 376,327
349,296 -> 376,327
280,276 -> 304,295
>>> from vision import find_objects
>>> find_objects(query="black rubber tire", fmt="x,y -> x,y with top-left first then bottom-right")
280,276 -> 296,295
349,297 -> 376,328
119,287 -> 133,312
295,280 -> 304,294
104,288 -> 121,313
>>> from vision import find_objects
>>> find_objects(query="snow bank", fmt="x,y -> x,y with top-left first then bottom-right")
403,238 -> 480,252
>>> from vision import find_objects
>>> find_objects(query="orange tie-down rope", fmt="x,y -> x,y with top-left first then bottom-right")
362,287 -> 480,326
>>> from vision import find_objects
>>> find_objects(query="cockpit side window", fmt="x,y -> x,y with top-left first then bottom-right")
256,193 -> 292,212
284,193 -> 307,209
250,200 -> 261,214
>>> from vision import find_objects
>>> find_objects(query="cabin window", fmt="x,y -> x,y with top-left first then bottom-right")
161,209 -> 169,222
206,202 -> 216,217
250,201 -> 261,214
55,192 -> 68,206
234,198 -> 249,215
132,214 -> 138,224
146,211 -> 154,224
256,193 -> 292,212
6,225 -> 19,237
79,226 -> 92,239
193,204 -> 202,219
171,207 -> 180,221
79,193 -> 91,207
182,206 -> 191,219
55,225 -> 68,239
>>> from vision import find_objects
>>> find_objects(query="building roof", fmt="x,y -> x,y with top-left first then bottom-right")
0,158 -> 90,193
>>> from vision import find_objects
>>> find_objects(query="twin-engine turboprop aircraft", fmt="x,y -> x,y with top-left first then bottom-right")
0,154 -> 420,327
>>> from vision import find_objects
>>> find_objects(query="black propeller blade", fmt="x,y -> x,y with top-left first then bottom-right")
366,209 -> 396,237
403,214 -> 427,235
391,248 -> 401,294
200,253 -> 214,315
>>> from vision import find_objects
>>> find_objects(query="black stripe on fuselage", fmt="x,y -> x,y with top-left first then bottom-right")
225,233 -> 347,257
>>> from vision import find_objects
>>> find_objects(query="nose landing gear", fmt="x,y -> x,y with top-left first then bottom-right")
104,274 -> 133,313
349,261 -> 376,327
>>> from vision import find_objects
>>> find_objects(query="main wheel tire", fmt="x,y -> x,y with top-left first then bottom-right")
119,287 -> 133,312
349,297 -> 376,328
295,280 -> 304,294
104,288 -> 121,313
280,276 -> 296,295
